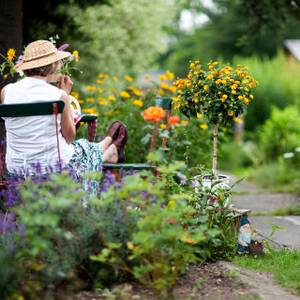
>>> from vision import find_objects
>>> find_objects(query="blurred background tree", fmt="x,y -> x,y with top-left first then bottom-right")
162,0 -> 300,75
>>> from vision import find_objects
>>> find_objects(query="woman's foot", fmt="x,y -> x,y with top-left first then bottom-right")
103,144 -> 118,163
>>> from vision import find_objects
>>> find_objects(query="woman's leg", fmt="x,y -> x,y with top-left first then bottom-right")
103,144 -> 118,163
99,136 -> 112,151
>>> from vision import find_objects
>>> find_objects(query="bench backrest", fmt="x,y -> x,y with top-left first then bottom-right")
154,97 -> 172,111
0,101 -> 65,179
0,100 -> 65,119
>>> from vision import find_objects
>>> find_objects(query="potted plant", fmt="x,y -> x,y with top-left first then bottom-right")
174,60 -> 257,188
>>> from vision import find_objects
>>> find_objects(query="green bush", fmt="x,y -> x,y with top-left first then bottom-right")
219,141 -> 259,171
258,106 -> 300,161
234,54 -> 300,131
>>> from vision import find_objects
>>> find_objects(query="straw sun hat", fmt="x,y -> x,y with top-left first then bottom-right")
15,40 -> 71,71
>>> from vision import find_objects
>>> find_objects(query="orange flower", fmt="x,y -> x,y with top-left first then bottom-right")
143,106 -> 166,122
168,115 -> 180,126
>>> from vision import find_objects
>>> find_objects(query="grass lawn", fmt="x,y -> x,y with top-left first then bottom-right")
233,249 -> 300,295
252,205 -> 300,216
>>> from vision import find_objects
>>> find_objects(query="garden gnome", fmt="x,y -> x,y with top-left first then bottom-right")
237,215 -> 252,254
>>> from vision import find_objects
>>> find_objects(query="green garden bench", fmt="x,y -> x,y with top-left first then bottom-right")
0,100 -> 98,183
0,97 -> 172,183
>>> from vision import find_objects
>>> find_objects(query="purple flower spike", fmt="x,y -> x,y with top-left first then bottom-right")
58,43 -> 70,51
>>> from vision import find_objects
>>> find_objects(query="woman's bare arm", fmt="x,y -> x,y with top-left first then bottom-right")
0,87 -> 5,103
60,92 -> 76,144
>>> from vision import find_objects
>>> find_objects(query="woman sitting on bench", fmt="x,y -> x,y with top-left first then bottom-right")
0,40 -> 127,178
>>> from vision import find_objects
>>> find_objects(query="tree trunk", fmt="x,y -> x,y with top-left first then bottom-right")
0,0 -> 23,178
212,124 -> 218,178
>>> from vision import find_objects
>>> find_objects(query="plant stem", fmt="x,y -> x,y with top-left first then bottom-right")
150,122 -> 159,151
212,124 -> 218,178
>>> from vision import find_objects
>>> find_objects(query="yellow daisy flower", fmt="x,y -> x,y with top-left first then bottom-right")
7,48 -> 16,61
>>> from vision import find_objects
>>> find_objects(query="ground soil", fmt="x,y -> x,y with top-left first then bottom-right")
75,262 -> 258,300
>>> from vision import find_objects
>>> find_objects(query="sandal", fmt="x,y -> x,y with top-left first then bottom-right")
113,125 -> 128,163
107,120 -> 123,140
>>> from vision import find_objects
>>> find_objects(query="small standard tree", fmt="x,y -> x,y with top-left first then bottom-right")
174,60 -> 257,177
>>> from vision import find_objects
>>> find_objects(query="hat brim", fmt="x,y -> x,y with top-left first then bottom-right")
15,51 -> 72,71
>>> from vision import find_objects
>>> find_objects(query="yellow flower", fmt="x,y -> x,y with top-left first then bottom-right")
166,70 -> 175,80
96,79 -> 104,84
82,108 -> 97,115
124,75 -> 133,82
196,112 -> 202,119
186,80 -> 192,87
206,74 -> 213,80
159,89 -> 165,95
99,100 -> 108,106
243,98 -> 249,104
200,123 -> 208,130
133,99 -> 143,107
221,79 -> 227,84
7,48 -> 16,61
71,91 -> 79,99
234,117 -> 243,124
87,97 -> 94,103
108,95 -> 116,101
168,86 -> 176,93
249,81 -> 255,88
181,119 -> 189,126
159,74 -> 168,81
231,90 -> 237,95
113,76 -> 119,82
228,111 -> 234,116
172,96 -> 180,103
221,94 -> 228,102
204,85 -> 209,91
84,85 -> 97,92
160,83 -> 170,90
238,95 -> 243,100
190,62 -> 195,68
72,50 -> 79,62
98,73 -> 109,79
78,99 -> 84,105
160,124 -> 167,129
250,94 -> 254,100
133,88 -> 142,96
120,91 -> 130,99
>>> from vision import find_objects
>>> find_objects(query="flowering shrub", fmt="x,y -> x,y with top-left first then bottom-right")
174,61 -> 258,176
174,61 -> 257,125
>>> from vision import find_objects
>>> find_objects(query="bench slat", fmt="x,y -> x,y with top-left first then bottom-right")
0,100 -> 65,118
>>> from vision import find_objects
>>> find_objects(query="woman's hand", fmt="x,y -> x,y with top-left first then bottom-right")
58,75 -> 73,95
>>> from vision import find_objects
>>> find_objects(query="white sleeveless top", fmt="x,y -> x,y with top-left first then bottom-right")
3,77 -> 74,175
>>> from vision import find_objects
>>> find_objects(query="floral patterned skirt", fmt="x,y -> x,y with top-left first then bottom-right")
67,139 -> 104,196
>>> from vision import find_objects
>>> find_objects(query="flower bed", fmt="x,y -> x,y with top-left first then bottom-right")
0,158 -> 238,299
